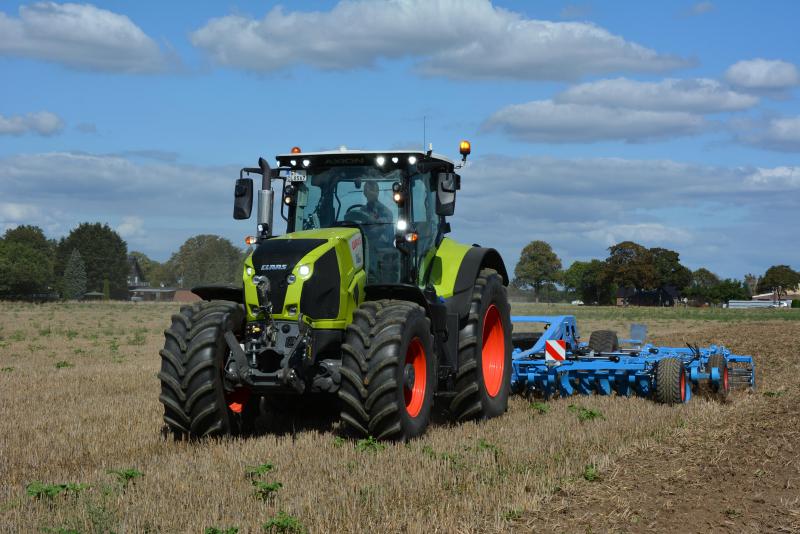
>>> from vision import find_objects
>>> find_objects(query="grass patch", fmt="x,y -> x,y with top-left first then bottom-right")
55,360 -> 74,369
26,481 -> 89,500
356,436 -> 385,453
107,468 -> 144,488
530,401 -> 550,414
262,511 -> 305,534
582,464 -> 600,482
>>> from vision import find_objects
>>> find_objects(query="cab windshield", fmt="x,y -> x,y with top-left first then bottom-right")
289,165 -> 436,286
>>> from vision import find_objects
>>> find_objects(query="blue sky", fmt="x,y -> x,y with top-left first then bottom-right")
1,0 -> 799,279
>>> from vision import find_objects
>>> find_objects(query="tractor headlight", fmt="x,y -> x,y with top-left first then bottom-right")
246,267 -> 254,276
297,264 -> 311,278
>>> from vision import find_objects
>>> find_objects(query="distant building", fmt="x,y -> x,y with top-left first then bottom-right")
127,256 -> 149,289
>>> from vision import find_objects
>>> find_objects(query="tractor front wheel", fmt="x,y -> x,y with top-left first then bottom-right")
339,300 -> 435,441
450,268 -> 512,421
159,300 -> 256,439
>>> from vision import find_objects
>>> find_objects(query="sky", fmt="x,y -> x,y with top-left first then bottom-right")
1,0 -> 799,279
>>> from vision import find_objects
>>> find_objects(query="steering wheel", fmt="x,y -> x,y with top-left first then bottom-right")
343,209 -> 371,225
345,204 -> 366,214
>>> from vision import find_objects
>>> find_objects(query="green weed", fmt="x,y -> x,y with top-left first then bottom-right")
55,360 -> 74,369
530,401 -> 550,414
65,330 -> 79,340
10,330 -> 24,342
205,528 -> 239,534
107,468 -> 144,488
568,404 -> 605,422
252,481 -> 283,500
109,338 -> 119,353
245,463 -> 274,479
26,481 -> 89,500
582,464 -> 600,481
356,436 -> 385,453
126,328 -> 147,346
763,390 -> 785,398
38,327 -> 52,337
262,511 -> 305,534
332,436 -> 346,448
1,367 -> 13,372
502,509 -> 523,521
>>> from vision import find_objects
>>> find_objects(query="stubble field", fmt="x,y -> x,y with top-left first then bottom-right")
1,302 -> 798,533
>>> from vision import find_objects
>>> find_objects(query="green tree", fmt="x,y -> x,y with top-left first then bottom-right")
604,241 -> 656,300
685,268 -> 721,304
649,247 -> 692,291
513,240 -> 562,301
564,259 -> 616,305
0,226 -> 54,298
166,235 -> 243,288
743,273 -> 759,296
62,249 -> 87,300
709,279 -> 749,304
56,223 -> 129,299
758,265 -> 800,300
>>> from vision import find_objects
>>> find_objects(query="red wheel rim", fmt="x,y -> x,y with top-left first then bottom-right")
227,388 -> 250,414
722,365 -> 729,393
481,304 -> 505,398
680,369 -> 686,402
404,337 -> 427,418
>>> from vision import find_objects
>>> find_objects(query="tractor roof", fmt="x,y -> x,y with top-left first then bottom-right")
276,148 -> 455,166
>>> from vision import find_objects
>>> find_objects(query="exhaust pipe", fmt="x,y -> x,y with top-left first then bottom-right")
257,157 -> 273,240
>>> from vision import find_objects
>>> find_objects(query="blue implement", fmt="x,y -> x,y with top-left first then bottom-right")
510,315 -> 755,403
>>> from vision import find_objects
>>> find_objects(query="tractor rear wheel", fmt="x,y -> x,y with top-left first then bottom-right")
588,330 -> 619,352
450,268 -> 512,422
159,300 -> 255,439
339,300 -> 435,441
708,354 -> 730,398
655,357 -> 687,405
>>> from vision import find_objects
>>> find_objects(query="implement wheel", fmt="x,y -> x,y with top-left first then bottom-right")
450,268 -> 512,422
159,300 -> 256,439
655,357 -> 688,405
339,300 -> 435,441
708,354 -> 730,398
588,330 -> 619,352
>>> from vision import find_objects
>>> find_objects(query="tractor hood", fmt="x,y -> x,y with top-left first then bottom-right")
244,227 -> 364,324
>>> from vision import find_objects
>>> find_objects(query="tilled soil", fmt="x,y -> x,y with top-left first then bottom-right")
522,322 -> 800,533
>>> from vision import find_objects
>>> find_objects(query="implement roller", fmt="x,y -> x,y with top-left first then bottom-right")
510,315 -> 755,404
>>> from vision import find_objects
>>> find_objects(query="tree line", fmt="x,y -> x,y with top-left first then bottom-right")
513,240 -> 800,305
0,223 -> 247,300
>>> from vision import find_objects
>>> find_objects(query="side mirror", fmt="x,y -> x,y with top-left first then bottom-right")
233,178 -> 253,219
436,172 -> 459,216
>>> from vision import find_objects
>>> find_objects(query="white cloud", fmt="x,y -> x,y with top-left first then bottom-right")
725,58 -> 800,91
733,114 -> 800,152
556,78 -> 757,112
450,155 -> 800,278
484,100 -> 706,143
116,216 -> 145,239
0,2 -> 166,72
0,111 -> 64,136
190,0 -> 687,80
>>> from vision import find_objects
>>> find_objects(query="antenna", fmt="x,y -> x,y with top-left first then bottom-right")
423,115 -> 426,151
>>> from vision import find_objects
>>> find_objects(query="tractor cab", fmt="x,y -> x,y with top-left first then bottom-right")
274,149 -> 459,287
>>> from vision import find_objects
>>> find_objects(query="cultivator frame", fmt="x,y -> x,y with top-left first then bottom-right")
510,315 -> 755,403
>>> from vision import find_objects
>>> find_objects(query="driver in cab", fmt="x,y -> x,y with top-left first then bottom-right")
362,180 -> 393,224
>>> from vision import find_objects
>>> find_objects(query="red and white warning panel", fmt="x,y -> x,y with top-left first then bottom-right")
545,340 -> 566,364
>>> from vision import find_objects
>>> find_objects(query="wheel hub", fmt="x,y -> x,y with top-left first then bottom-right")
404,363 -> 416,389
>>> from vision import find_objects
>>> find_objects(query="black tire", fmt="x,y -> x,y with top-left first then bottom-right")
159,300 -> 255,439
655,357 -> 687,405
450,268 -> 512,422
339,300 -> 435,441
588,330 -> 619,352
707,354 -> 730,397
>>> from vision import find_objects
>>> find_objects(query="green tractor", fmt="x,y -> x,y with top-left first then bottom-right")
159,142 -> 511,441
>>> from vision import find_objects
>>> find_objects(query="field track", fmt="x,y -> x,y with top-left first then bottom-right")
1,302 -> 798,533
